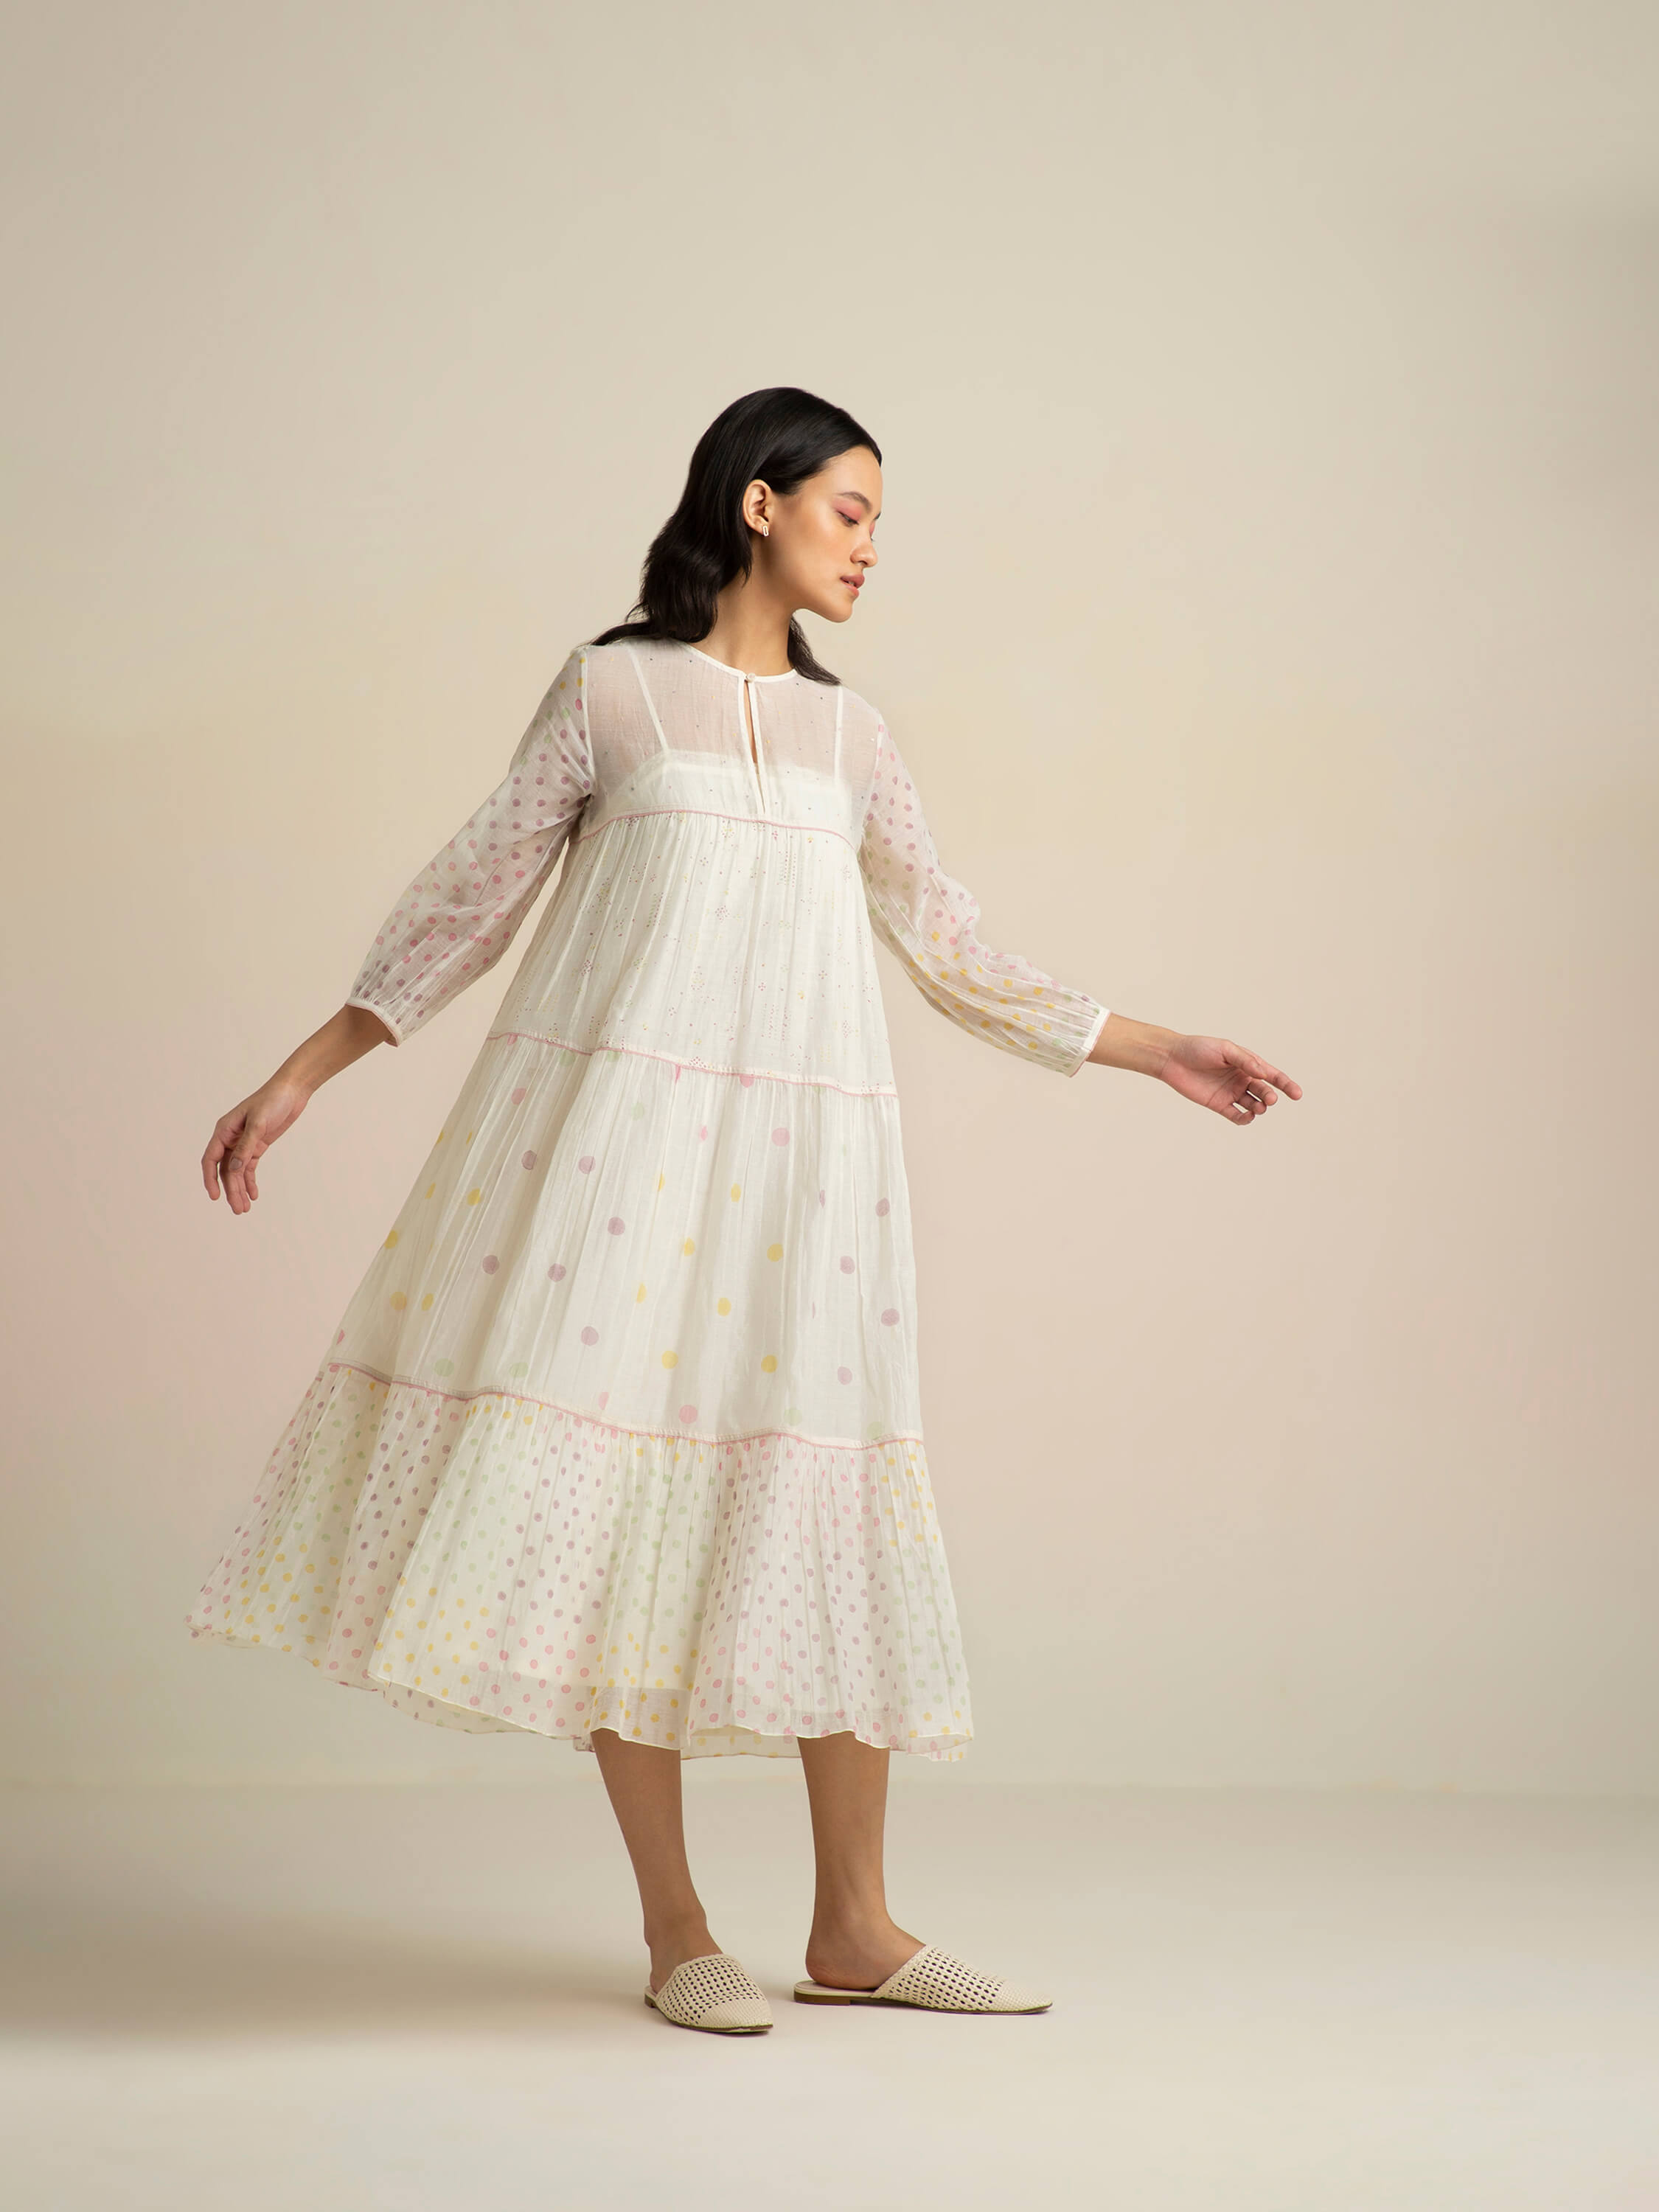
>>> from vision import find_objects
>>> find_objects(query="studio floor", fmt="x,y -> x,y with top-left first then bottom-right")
3,1772 -> 1655,2210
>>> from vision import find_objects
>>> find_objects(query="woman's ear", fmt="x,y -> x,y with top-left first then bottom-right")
742,479 -> 773,536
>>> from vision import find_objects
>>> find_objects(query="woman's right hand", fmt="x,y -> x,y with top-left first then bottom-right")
200,1005 -> 395,1215
201,1074 -> 313,1215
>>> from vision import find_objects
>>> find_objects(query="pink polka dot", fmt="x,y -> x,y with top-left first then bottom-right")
577,1155 -> 595,1173
335,1329 -> 344,1343
699,1125 -> 708,1140
549,1263 -> 566,1281
837,1366 -> 852,1385
818,1189 -> 826,1205
597,1391 -> 608,1410
608,1217 -> 625,1234
740,1074 -> 754,1088
510,1087 -> 527,1105
771,1127 -> 789,1145
880,1308 -> 900,1326
678,1403 -> 698,1424
580,1326 -> 599,1346
521,1150 -> 537,1170
839,1255 -> 855,1273
875,1198 -> 890,1216
481,1254 -> 498,1274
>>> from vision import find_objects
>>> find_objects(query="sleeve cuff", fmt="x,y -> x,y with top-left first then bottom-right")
345,996 -> 404,1048
1064,1003 -> 1110,1077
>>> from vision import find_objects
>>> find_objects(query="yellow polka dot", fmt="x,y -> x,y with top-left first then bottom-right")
424,1182 -> 436,1198
767,1242 -> 783,1262
383,1229 -> 399,1248
730,1183 -> 741,1201
658,1174 -> 665,1191
716,1296 -> 731,1317
420,1293 -> 434,1311
389,1291 -> 407,1311
761,1354 -> 777,1374
662,1350 -> 678,1369
466,1187 -> 482,1205
683,1238 -> 695,1256
636,1282 -> 647,1303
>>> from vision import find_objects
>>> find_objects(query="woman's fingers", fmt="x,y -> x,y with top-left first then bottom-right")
1239,1047 -> 1301,1100
210,1117 -> 263,1214
226,1141 -> 262,1212
1226,1079 -> 1274,1121
203,1114 -> 243,1198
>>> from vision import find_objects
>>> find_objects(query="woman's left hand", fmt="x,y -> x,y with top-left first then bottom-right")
1158,1033 -> 1302,1124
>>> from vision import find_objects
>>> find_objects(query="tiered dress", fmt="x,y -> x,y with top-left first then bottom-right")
185,637 -> 1107,1759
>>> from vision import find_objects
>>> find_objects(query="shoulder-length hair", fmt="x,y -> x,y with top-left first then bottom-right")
590,386 -> 881,684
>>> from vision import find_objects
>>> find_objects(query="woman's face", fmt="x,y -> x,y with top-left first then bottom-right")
751,445 -> 882,624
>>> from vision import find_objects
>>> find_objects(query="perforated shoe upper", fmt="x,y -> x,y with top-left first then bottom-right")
648,1951 -> 774,2032
872,1943 -> 1051,2012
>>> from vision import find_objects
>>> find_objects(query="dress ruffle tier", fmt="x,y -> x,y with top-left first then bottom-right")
186,1360 -> 969,1759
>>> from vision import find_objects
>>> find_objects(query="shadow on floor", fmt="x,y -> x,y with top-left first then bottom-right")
0,1890 -> 627,2039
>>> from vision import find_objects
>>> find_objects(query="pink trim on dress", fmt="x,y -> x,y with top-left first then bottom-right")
482,1026 -> 900,1099
574,804 -> 856,851
329,1358 -> 921,1455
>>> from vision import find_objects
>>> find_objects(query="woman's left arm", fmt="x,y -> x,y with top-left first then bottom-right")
858,716 -> 1109,1076
858,717 -> 1302,1120
1086,1013 -> 1303,1124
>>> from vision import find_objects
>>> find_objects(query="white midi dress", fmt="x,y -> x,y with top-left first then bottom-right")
185,637 -> 1107,1759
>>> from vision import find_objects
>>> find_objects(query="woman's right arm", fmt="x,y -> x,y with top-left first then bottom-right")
201,648 -> 594,1215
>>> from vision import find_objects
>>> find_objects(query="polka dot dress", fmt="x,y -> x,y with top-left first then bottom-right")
186,639 -> 1107,1760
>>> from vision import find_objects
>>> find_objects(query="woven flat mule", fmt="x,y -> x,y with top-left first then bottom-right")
644,1951 -> 774,2034
793,1941 -> 1051,2013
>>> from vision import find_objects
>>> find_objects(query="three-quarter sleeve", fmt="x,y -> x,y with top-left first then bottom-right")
858,716 -> 1108,1077
344,647 -> 594,1046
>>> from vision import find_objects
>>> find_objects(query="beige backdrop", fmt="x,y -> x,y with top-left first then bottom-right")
4,1 -> 1654,1791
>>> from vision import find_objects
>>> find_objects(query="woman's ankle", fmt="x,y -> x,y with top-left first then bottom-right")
645,1910 -> 718,1986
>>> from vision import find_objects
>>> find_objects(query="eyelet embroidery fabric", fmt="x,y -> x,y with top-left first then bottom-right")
187,638 -> 1107,1761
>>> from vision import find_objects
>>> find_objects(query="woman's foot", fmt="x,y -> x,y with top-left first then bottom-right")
803,1914 -> 927,1994
795,1943 -> 1053,2013
647,1950 -> 775,2034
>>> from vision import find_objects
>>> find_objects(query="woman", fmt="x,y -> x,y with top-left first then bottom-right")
192,387 -> 1301,2036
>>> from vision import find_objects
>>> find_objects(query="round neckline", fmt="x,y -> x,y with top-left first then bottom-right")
679,640 -> 799,682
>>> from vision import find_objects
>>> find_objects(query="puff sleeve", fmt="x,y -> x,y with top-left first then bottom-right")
344,647 -> 594,1046
858,716 -> 1107,1077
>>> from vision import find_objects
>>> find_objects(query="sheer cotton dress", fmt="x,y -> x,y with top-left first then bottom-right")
185,637 -> 1107,1759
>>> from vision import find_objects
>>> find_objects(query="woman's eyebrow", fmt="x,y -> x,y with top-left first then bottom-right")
837,490 -> 880,517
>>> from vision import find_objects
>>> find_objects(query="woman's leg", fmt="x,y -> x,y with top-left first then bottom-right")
796,1731 -> 928,1991
590,1727 -> 721,1994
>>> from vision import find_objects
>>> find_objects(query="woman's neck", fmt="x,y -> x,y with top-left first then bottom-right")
694,578 -> 794,676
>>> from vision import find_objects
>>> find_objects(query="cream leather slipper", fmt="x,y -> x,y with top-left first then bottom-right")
644,1950 -> 774,2034
793,1941 -> 1051,2013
